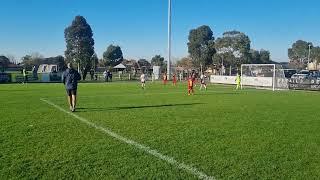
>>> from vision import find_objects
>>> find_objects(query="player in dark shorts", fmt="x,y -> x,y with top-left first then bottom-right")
62,63 -> 81,112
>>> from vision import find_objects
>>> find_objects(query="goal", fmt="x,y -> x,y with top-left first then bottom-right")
240,64 -> 288,91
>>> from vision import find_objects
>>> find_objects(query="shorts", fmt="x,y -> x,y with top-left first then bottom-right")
66,89 -> 77,96
141,80 -> 145,83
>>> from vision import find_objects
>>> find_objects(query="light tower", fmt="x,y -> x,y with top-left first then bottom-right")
167,0 -> 172,79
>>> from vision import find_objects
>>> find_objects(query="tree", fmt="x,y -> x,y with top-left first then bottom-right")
187,25 -> 216,68
6,54 -> 17,64
288,40 -> 312,69
91,53 -> 99,70
259,50 -> 271,64
214,31 -> 251,68
151,55 -> 164,66
250,49 -> 271,64
21,55 -> 33,68
21,53 -> 43,69
122,59 -> 139,72
102,45 -> 123,67
310,46 -> 320,63
65,15 -> 95,80
250,50 -> 261,64
20,54 -> 65,70
0,56 -> 10,72
176,57 -> 194,70
151,55 -> 165,71
137,59 -> 151,73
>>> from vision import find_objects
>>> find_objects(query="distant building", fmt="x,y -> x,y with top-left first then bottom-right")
307,62 -> 320,70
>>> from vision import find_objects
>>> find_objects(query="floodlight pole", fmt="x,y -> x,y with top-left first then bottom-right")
308,44 -> 311,64
167,0 -> 172,79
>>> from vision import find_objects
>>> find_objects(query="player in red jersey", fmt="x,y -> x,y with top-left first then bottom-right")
188,75 -> 194,95
191,73 -> 197,87
172,74 -> 177,86
163,73 -> 167,85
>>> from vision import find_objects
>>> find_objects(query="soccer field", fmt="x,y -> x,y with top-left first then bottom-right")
1,82 -> 320,179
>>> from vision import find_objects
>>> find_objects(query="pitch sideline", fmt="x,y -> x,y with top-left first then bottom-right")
40,98 -> 215,180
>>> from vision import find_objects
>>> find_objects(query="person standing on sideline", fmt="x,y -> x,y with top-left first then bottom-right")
22,68 -> 28,84
235,73 -> 241,90
62,63 -> 81,112
90,68 -> 95,81
140,72 -> 146,89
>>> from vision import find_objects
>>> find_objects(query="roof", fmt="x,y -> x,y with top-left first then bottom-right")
113,63 -> 126,69
7,63 -> 21,68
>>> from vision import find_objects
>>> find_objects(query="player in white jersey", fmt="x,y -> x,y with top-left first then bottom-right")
140,73 -> 146,89
200,73 -> 207,90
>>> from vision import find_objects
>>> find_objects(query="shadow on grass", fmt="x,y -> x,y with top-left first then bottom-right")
76,102 -> 205,112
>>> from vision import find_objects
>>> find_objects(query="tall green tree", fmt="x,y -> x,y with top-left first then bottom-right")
214,31 -> 251,68
151,55 -> 165,71
21,53 -> 43,69
137,59 -> 151,73
288,40 -> 313,69
187,25 -> 216,68
250,50 -> 261,64
250,49 -> 271,64
176,57 -> 194,70
259,50 -> 271,64
64,15 -> 95,80
310,46 -> 320,63
102,45 -> 123,67
91,53 -> 99,70
288,40 -> 312,62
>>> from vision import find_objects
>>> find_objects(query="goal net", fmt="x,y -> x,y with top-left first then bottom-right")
241,64 -> 288,91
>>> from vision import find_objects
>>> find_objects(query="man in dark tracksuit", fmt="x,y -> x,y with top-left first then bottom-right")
62,63 -> 81,112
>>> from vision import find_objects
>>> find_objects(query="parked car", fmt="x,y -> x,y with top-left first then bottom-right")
284,69 -> 297,78
308,70 -> 320,78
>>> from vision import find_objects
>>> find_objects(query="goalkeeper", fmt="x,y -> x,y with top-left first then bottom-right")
235,73 -> 241,90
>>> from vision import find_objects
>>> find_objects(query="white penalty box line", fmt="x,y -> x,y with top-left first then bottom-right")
40,98 -> 215,180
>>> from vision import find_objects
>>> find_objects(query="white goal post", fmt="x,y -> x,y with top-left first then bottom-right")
240,64 -> 288,91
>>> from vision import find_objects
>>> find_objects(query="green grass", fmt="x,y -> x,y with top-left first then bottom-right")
1,82 -> 320,179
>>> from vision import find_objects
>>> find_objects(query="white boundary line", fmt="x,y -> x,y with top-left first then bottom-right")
40,98 -> 215,180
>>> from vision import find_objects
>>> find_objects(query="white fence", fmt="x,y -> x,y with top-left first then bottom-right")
210,75 -> 237,85
210,75 -> 273,87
